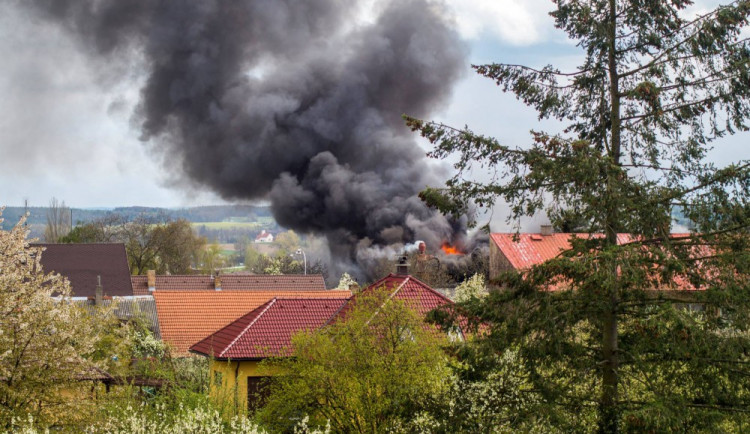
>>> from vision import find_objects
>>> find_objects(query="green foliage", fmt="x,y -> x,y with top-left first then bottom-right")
60,215 -> 207,274
420,349 -> 564,433
201,242 -> 227,274
256,288 -> 451,433
453,273 -> 487,303
244,244 -> 328,276
244,244 -> 264,273
407,0 -> 750,431
60,223 -> 103,243
0,211 -> 107,427
141,218 -> 206,274
274,230 -> 300,255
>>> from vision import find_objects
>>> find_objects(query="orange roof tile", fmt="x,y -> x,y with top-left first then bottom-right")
132,274 -> 326,295
153,290 -> 351,356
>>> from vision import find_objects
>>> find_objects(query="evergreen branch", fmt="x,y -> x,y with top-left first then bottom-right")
621,95 -> 724,123
654,162 -> 750,204
685,404 -> 750,413
617,3 -> 746,77
618,35 -> 750,85
474,63 -> 591,77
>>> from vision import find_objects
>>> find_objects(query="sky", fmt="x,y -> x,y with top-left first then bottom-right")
0,0 -> 746,216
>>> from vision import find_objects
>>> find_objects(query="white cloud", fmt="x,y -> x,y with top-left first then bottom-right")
445,0 -> 554,45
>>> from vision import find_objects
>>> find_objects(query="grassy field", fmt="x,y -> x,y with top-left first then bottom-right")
191,221 -> 262,230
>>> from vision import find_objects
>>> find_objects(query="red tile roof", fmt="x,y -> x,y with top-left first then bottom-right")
154,290 -> 351,356
490,233 -> 697,270
190,274 -> 458,360
490,233 -> 701,291
490,233 -> 634,270
363,273 -> 455,317
190,298 -> 349,360
31,243 -> 133,297
329,273 -> 459,331
131,274 -> 326,295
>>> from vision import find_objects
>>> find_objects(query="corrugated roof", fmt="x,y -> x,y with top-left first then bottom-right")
32,243 -> 133,297
190,298 -> 349,360
154,290 -> 351,356
132,274 -> 326,295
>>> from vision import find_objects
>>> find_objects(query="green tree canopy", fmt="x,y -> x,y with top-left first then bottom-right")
407,0 -> 750,431
256,288 -> 451,433
61,215 -> 206,275
274,230 -> 300,254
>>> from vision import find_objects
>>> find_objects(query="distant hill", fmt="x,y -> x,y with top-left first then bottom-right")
0,205 -> 275,231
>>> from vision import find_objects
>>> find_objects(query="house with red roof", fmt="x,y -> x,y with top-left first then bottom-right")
489,227 -> 701,293
189,273 -> 458,412
154,289 -> 352,356
254,230 -> 273,243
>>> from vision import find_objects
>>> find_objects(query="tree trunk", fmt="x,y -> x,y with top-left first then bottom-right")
600,0 -> 621,432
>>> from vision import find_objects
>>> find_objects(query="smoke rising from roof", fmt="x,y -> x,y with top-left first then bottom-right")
20,0 -> 468,279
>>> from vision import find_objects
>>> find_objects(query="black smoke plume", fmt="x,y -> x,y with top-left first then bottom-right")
19,0 -> 468,279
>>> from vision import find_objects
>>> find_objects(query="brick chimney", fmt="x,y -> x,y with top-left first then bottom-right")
95,275 -> 103,306
395,255 -> 410,275
540,224 -> 553,236
214,273 -> 222,291
147,270 -> 156,292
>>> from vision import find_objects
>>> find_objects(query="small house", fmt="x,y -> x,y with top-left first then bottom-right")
190,273 -> 460,412
254,230 -> 273,243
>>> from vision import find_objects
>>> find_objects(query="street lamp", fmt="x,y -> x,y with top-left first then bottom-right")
293,248 -> 307,275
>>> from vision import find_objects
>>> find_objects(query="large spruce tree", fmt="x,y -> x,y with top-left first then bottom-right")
407,0 -> 750,431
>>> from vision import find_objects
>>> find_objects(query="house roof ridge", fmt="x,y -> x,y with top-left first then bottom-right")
274,297 -> 354,301
220,298 -> 278,358
322,298 -> 353,327
30,242 -> 126,246
411,275 -> 455,304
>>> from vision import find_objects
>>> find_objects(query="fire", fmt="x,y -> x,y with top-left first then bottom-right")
441,242 -> 464,256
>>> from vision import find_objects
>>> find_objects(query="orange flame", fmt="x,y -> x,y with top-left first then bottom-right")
441,242 -> 464,255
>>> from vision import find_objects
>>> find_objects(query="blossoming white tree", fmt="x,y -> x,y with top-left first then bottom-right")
0,209 -> 100,426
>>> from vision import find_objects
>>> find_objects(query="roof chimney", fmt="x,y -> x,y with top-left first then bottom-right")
214,273 -> 222,291
540,224 -> 553,236
147,270 -> 156,292
95,275 -> 103,306
395,255 -> 410,275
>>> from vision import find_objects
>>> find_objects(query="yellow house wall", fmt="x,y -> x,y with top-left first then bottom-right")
210,359 -> 278,413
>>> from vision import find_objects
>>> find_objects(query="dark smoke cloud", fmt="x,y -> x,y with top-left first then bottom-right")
18,0 -> 468,279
